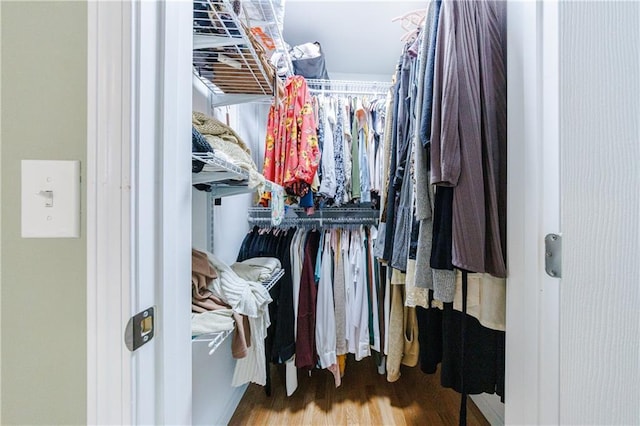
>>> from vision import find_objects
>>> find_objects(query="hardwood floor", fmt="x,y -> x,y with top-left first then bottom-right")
229,356 -> 490,425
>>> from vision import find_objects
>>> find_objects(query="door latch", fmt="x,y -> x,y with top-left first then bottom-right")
544,234 -> 562,278
125,306 -> 155,352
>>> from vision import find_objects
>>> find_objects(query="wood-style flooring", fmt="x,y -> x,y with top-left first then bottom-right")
229,356 -> 490,425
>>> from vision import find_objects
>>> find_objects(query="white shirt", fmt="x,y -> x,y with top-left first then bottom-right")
315,230 -> 337,369
349,228 -> 371,361
318,96 -> 337,198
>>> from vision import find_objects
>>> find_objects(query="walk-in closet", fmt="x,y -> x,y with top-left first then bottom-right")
189,1 -> 504,424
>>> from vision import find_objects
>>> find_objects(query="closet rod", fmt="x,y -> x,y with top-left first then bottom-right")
248,206 -> 380,218
248,217 -> 379,228
248,206 -> 380,228
306,78 -> 393,96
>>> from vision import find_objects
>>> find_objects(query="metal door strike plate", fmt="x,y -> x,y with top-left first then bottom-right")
545,234 -> 562,278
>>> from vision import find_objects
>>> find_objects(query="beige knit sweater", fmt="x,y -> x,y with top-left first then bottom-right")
192,111 -> 265,191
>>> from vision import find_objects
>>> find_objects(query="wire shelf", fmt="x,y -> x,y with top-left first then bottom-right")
192,152 -> 258,198
192,152 -> 249,184
192,329 -> 233,356
193,0 -> 279,106
306,79 -> 393,96
191,269 -> 282,355
263,268 -> 284,292
241,0 -> 293,77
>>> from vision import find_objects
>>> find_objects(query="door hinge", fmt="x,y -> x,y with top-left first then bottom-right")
544,233 -> 562,278
125,306 -> 155,352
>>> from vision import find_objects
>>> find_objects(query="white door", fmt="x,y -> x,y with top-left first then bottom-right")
87,1 -> 193,424
557,2 -> 640,424
507,1 -> 640,425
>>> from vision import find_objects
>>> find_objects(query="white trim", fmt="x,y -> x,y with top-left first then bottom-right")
538,1 -> 561,423
87,1 -> 134,424
0,1 -> 3,421
88,1 -> 193,423
130,1 -> 158,422
470,394 -> 504,426
505,1 -> 560,424
154,1 -> 193,424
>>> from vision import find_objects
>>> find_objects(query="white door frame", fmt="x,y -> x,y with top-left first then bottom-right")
506,1 -> 560,424
87,1 -> 192,424
86,1 -> 134,423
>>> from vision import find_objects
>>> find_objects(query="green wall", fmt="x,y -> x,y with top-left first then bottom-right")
1,1 -> 87,424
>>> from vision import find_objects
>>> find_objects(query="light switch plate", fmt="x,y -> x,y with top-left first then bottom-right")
21,160 -> 81,238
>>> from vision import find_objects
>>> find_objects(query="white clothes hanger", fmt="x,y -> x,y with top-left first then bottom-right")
392,8 -> 427,42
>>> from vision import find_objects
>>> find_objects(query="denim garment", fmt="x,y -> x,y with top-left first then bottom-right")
392,52 -> 414,191
358,127 -> 372,203
388,50 -> 416,267
420,0 -> 442,147
382,78 -> 401,262
350,108 -> 361,200
390,139 -> 413,272
299,190 -> 314,208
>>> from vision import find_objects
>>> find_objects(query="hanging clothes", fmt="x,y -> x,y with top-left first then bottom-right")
308,93 -> 388,207
374,1 -> 508,418
237,223 -> 389,394
296,230 -> 321,370
316,230 -> 341,386
429,0 -> 507,278
262,75 -> 320,202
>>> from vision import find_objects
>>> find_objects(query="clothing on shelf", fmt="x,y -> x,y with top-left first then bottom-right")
190,248 -> 274,387
192,111 -> 266,191
290,41 -> 330,80
231,257 -> 282,283
192,126 -> 214,173
191,247 -> 239,341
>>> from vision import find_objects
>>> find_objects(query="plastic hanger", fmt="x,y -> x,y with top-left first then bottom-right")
391,8 -> 426,30
392,8 -> 427,42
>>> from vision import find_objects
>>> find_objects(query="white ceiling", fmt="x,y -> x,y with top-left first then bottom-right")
283,0 -> 427,81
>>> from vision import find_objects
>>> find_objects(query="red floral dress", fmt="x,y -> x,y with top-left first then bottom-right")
262,76 -> 319,200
